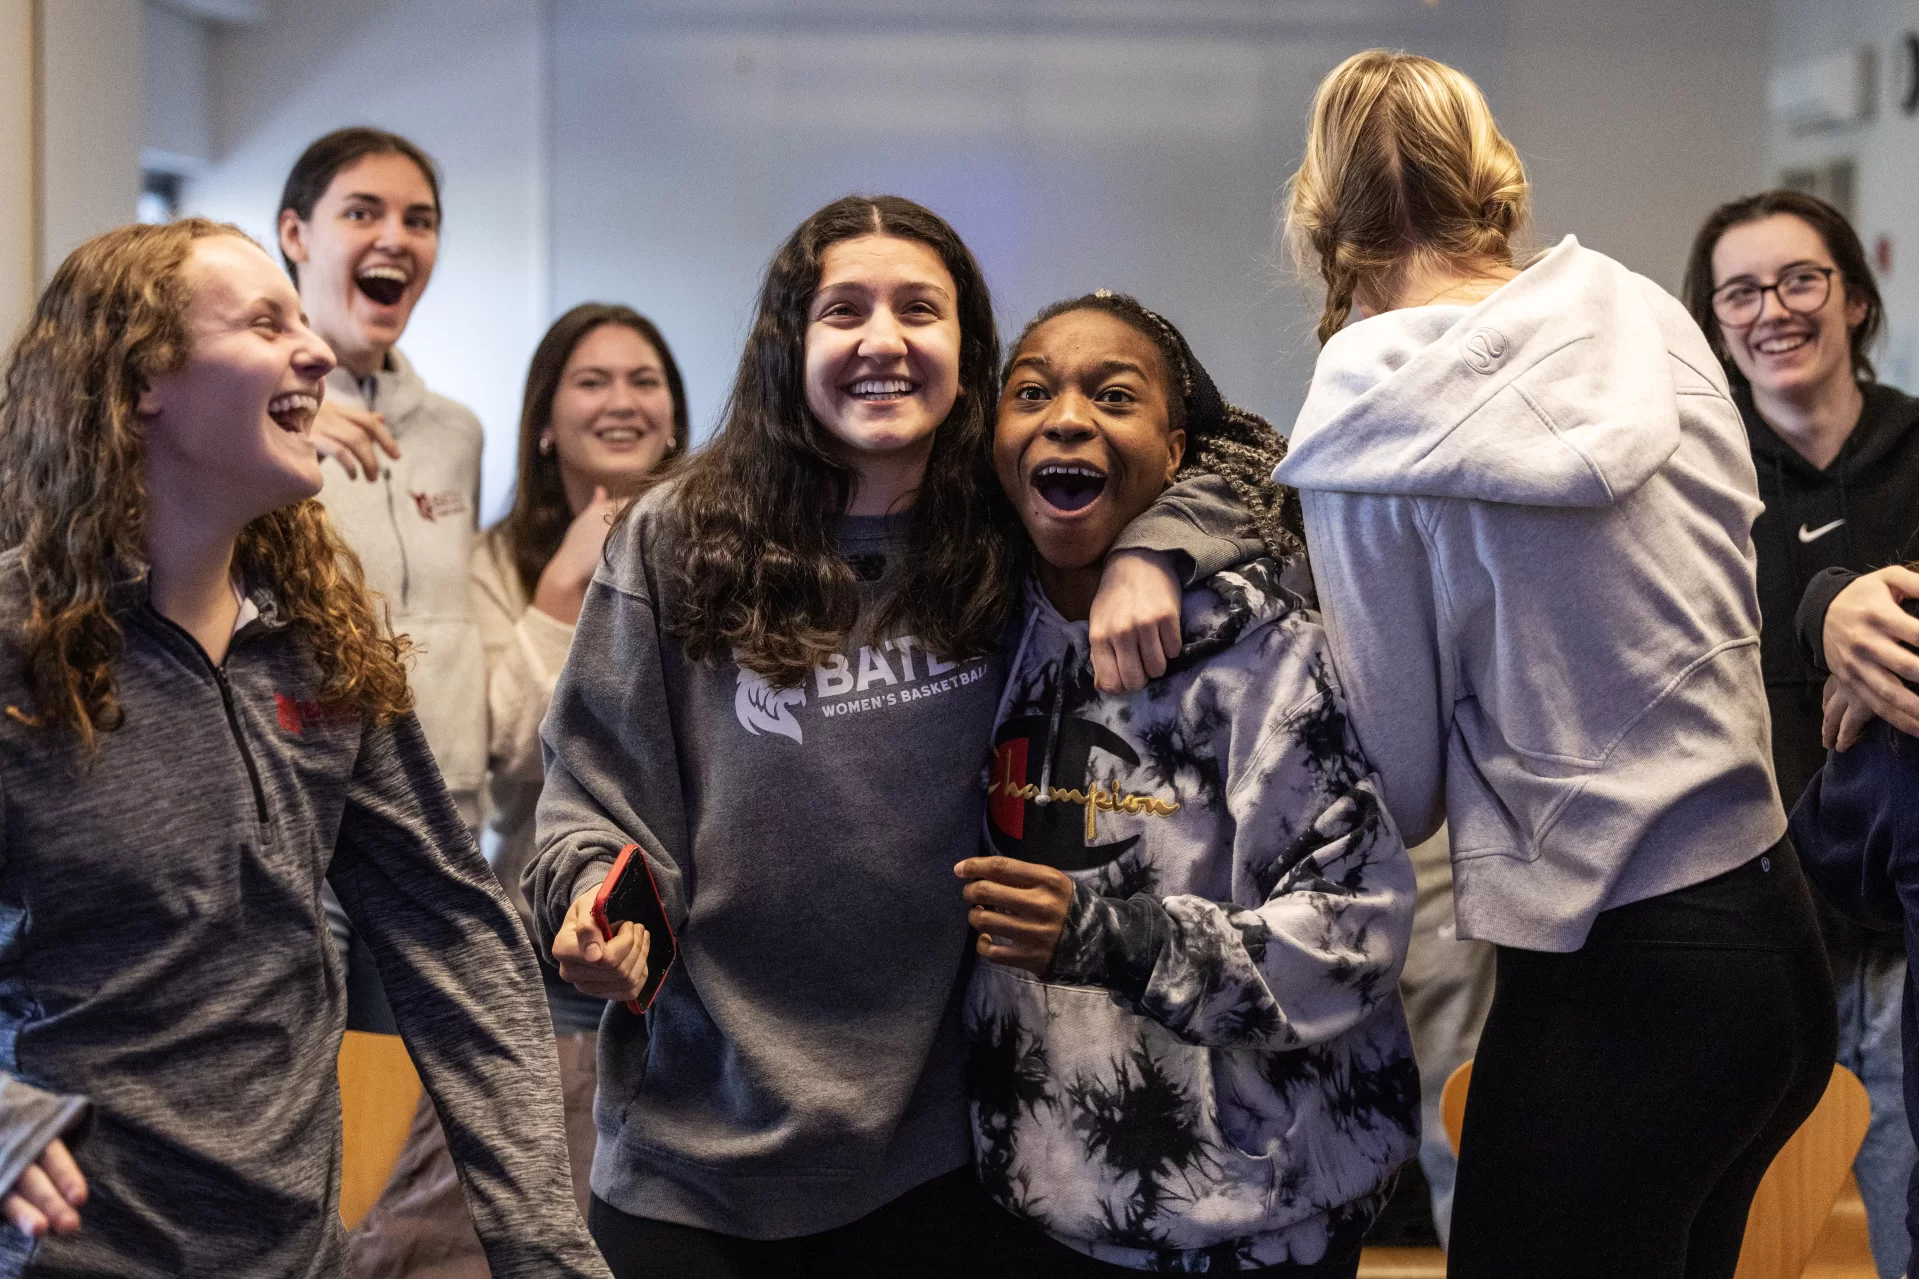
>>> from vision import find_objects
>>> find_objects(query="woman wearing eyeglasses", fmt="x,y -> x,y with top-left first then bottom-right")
1683,191 -> 1919,1279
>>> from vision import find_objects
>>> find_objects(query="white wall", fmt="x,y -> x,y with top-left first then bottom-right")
0,0 -> 34,348
170,0 -> 1768,517
144,1 -> 211,173
545,0 -> 1507,442
187,0 -> 547,521
1507,0 -> 1768,291
549,0 -> 1763,443
37,0 -> 144,280
1769,0 -> 1919,390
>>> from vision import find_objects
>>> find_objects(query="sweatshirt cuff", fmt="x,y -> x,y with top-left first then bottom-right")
568,859 -> 614,912
1046,884 -> 1168,1002
1110,474 -> 1260,588
1797,568 -> 1857,674
0,1078 -> 89,1200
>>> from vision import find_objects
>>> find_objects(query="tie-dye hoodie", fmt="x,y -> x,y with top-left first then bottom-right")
965,555 -> 1418,1271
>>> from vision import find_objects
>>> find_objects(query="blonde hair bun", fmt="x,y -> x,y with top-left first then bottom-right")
1285,50 -> 1531,344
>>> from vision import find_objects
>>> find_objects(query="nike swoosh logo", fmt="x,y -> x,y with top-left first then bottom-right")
1798,519 -> 1846,544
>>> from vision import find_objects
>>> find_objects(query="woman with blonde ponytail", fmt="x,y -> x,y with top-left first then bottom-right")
1274,51 -> 1836,1277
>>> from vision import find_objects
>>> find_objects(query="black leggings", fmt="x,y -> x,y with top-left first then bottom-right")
1448,843 -> 1838,1279
588,1166 -> 992,1279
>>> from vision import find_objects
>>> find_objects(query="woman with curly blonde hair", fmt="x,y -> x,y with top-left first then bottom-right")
1275,51 -> 1835,1278
0,219 -> 609,1278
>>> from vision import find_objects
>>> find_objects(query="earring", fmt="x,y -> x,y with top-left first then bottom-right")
538,435 -> 554,456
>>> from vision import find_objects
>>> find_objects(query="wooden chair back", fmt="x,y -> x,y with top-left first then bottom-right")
1437,1061 -> 1870,1279
336,1030 -> 422,1228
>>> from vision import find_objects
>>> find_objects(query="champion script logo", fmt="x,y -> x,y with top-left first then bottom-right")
1798,519 -> 1845,544
988,716 -> 1178,870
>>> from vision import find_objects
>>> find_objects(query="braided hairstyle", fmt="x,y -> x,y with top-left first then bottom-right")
1284,50 -> 1529,344
1008,291 -> 1305,564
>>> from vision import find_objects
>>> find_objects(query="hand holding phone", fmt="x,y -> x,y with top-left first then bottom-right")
553,844 -> 678,1014
553,892 -> 651,1009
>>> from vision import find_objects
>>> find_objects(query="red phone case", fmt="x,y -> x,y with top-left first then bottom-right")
590,844 -> 677,1014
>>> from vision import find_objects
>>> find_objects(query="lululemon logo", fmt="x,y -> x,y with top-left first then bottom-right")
1463,327 -> 1509,374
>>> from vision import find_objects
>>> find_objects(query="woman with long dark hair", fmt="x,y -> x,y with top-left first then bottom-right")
0,219 -> 606,1276
1275,51 -> 1834,1278
352,304 -> 689,1276
525,195 -> 1257,1277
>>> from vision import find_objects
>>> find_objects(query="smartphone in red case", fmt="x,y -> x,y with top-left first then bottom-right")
590,843 -> 677,1014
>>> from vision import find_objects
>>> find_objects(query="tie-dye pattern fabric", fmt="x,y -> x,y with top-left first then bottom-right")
967,558 -> 1418,1271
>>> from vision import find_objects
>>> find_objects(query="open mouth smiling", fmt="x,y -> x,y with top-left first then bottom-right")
1753,327 -> 1814,357
593,425 -> 651,446
1031,462 -> 1107,515
355,264 -> 410,307
268,392 -> 320,434
845,377 -> 916,403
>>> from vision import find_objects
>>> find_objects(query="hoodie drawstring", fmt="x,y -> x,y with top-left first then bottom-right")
1033,655 -> 1070,805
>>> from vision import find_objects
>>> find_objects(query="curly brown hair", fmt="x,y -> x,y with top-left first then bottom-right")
0,218 -> 413,750
660,195 -> 1025,689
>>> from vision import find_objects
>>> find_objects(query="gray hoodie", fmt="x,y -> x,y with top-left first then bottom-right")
1274,237 -> 1784,953
0,552 -> 608,1279
316,350 -> 487,829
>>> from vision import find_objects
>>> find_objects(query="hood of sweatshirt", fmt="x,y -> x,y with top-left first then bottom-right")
1742,381 -> 1919,488
1278,237 -> 1683,508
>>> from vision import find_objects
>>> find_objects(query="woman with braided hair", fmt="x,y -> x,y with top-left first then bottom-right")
957,291 -> 1415,1276
1273,50 -> 1834,1277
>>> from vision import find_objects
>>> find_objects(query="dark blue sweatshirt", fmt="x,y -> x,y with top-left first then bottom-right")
1788,649 -> 1919,1257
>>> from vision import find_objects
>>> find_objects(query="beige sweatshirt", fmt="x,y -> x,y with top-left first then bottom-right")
470,528 -> 576,927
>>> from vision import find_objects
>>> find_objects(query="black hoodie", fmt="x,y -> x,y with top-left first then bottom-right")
1740,381 -> 1919,810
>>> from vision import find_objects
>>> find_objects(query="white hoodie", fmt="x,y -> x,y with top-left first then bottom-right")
1274,237 -> 1783,953
316,348 -> 487,829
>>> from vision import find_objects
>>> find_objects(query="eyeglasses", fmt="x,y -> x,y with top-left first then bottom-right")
1711,266 -> 1836,329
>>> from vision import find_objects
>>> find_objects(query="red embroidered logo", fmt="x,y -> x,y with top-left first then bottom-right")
275,693 -> 356,735
410,489 -> 468,523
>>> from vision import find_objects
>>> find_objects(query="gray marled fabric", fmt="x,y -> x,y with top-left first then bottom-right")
0,550 -> 608,1279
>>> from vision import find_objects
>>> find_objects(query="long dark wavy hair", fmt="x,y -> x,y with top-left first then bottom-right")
661,195 -> 1024,687
1681,189 -> 1883,388
493,304 -> 689,597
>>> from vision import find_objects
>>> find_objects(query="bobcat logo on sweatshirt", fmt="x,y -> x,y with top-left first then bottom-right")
735,666 -> 806,743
